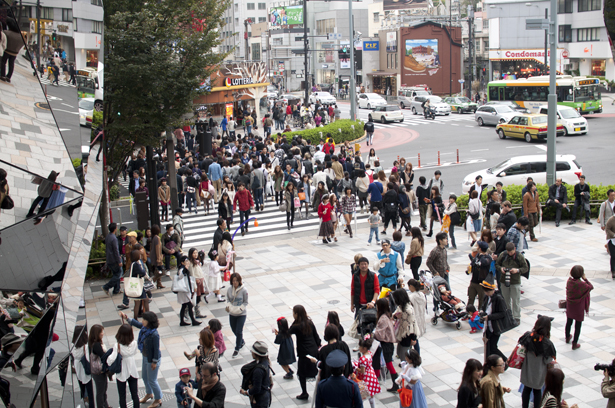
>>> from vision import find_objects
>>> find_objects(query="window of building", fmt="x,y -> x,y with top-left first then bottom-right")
559,25 -> 572,42
484,40 -> 489,50
90,0 -> 102,5
373,12 -> 379,22
259,17 -> 267,23
483,19 -> 489,29
62,9 -> 73,22
258,2 -> 266,9
41,7 -> 54,19
578,0 -> 601,11
252,44 -> 261,60
558,0 -> 572,13
247,3 -> 255,10
592,59 -> 605,76
92,21 -> 102,33
235,18 -> 239,24
273,38 -> 283,45
316,18 -> 335,36
235,3 -> 239,10
73,18 -> 78,32
577,27 -> 599,41
395,53 -> 398,69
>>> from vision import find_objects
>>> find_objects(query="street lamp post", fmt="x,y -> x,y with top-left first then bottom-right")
348,0 -> 356,121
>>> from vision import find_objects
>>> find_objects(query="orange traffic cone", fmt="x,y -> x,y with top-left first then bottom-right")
254,219 -> 259,227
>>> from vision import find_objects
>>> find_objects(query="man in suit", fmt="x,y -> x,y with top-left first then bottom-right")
599,189 -> 615,230
547,178 -> 569,227
569,175 -> 592,225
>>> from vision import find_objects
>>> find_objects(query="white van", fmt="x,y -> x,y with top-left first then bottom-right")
538,105 -> 588,136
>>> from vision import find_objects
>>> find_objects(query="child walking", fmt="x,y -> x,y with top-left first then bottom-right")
367,207 -> 381,246
209,319 -> 226,357
354,336 -> 380,408
206,250 -> 226,303
395,349 -> 428,408
317,194 -> 335,244
466,304 -> 484,334
175,368 -> 197,408
273,317 -> 296,379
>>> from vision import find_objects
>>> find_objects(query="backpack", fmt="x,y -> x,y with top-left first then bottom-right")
385,200 -> 397,214
240,360 -> 275,392
251,170 -> 262,189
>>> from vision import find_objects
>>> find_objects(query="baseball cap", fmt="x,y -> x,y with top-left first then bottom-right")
179,368 -> 191,377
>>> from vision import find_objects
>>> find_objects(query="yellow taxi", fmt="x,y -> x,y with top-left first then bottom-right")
495,113 -> 565,143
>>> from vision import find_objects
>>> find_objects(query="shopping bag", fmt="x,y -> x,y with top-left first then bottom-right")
348,318 -> 360,339
441,214 -> 451,233
171,272 -> 189,293
398,379 -> 413,408
298,192 -> 306,201
223,270 -> 231,282
124,264 -> 144,298
508,344 -> 526,369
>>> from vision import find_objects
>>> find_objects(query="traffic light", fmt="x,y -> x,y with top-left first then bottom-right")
338,46 -> 349,60
52,32 -> 57,42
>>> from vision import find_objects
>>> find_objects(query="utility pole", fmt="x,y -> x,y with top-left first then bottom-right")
546,0 -> 557,185
303,0 -> 309,105
244,19 -> 251,61
349,0 -> 356,121
467,5 -> 474,99
166,129 -> 179,213
544,8 -> 548,75
36,0 -> 41,70
449,0 -> 452,96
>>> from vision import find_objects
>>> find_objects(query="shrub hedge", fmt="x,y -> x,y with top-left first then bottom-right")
282,119 -> 365,144
455,183 -> 615,221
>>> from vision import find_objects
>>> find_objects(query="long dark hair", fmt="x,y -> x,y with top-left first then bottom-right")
544,368 -> 565,407
392,288 -> 410,310
189,248 -> 199,266
532,315 -> 552,339
376,298 -> 391,320
72,325 -> 88,348
277,317 -> 291,339
116,324 -> 134,346
88,324 -> 104,352
483,354 -> 502,377
292,305 -> 312,335
411,227 -> 424,249
0,168 -> 7,193
459,358 -> 483,393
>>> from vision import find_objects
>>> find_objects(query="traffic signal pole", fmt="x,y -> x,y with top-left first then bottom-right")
303,0 -> 309,105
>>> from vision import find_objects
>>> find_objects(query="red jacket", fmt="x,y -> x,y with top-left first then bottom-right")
323,143 -> 333,155
233,189 -> 254,212
318,202 -> 333,222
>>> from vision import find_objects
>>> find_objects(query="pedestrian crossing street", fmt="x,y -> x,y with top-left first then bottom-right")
117,179 -> 371,249
38,76 -> 76,88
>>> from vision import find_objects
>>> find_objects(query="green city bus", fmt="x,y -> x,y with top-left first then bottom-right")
487,75 -> 602,115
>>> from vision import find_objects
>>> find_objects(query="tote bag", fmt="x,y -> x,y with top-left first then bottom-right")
124,264 -> 144,298
172,272 -> 190,294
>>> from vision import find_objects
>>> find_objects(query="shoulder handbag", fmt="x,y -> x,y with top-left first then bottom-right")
450,210 -> 461,225
90,349 -> 103,375
558,299 -> 567,309
508,343 -> 526,369
497,305 -> 517,334
143,272 -> 156,293
106,345 -> 123,374
0,195 -> 14,210
80,346 -> 91,375
279,201 -> 287,212
298,192 -> 306,201
171,271 -> 190,294
124,263 -> 144,298
398,379 -> 413,408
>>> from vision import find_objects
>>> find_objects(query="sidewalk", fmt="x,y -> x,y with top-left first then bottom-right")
80,217 -> 615,408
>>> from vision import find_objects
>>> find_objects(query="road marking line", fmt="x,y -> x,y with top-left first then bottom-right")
506,146 -> 532,149
61,103 -> 75,108
451,124 -> 459,126
471,149 -> 489,152
465,125 -> 474,127
535,145 -> 547,151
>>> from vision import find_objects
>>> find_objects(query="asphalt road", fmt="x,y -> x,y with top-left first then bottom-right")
338,97 -> 615,196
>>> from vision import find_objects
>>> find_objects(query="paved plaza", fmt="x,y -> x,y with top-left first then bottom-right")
61,215 -> 615,408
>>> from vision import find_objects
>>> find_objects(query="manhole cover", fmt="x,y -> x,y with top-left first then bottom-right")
327,300 -> 339,304
35,102 -> 50,110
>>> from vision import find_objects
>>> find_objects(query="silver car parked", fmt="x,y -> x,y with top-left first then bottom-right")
475,104 -> 517,126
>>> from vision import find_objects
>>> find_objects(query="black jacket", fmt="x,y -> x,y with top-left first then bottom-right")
196,379 -> 226,408
494,235 -> 509,255
481,291 -> 507,335
498,211 -> 517,232
573,183 -> 590,200
548,184 -> 568,204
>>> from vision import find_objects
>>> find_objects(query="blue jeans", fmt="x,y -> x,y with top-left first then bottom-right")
253,188 -> 263,207
142,357 -> 162,400
368,227 -> 380,243
103,264 -> 122,294
229,314 -> 247,351
186,192 -> 197,213
246,125 -> 252,135
265,126 -> 272,136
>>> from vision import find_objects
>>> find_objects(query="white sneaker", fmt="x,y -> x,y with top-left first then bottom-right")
376,240 -> 381,245
165,270 -> 171,276
367,242 -> 371,246
360,208 -> 364,214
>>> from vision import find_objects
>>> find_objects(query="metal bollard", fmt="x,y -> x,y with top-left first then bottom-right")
438,151 -> 441,166
457,149 -> 459,163
418,153 -> 421,168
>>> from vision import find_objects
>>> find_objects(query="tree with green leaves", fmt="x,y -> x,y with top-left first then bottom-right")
100,0 -> 230,234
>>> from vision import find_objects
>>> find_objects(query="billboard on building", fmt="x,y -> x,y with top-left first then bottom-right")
404,39 -> 440,75
383,0 -> 429,10
269,6 -> 303,27
386,32 -> 397,53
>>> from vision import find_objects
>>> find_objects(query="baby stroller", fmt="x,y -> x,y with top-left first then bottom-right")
420,271 -> 467,330
357,307 -> 378,339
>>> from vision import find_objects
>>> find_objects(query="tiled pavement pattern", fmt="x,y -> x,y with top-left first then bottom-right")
75,219 -> 614,408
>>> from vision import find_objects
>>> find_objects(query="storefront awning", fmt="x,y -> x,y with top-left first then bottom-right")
367,72 -> 397,77
210,82 -> 270,92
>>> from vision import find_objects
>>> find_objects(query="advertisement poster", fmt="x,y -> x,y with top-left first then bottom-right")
386,32 -> 397,53
340,57 -> 351,69
225,103 -> 233,118
269,6 -> 303,27
404,39 -> 440,75
383,0 -> 429,10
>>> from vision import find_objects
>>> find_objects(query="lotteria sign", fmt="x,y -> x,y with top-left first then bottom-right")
224,77 -> 255,87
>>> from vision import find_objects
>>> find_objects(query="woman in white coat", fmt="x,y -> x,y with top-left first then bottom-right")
392,289 -> 420,361
72,326 -> 95,407
107,324 -> 140,408
407,279 -> 427,355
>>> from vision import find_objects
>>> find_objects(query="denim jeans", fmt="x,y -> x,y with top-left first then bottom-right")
186,192 -> 197,213
142,357 -> 162,400
246,125 -> 252,135
229,314 -> 247,351
103,264 -> 122,294
239,210 -> 251,233
253,188 -> 264,207
368,227 -> 380,243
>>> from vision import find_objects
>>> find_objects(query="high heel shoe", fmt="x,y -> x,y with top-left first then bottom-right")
148,399 -> 163,408
139,394 -> 153,404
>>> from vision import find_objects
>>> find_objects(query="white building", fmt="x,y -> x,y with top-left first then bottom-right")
485,0 -> 613,81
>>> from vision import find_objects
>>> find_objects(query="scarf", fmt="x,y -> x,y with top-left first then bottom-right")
566,277 -> 592,314
519,331 -> 556,358
138,327 -> 157,352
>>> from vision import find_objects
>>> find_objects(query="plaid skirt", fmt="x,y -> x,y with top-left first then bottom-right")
319,220 -> 334,237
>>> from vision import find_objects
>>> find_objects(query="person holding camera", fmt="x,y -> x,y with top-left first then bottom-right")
495,242 -> 528,326
600,360 -> 615,408
480,274 -> 508,366
565,265 -> 593,350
